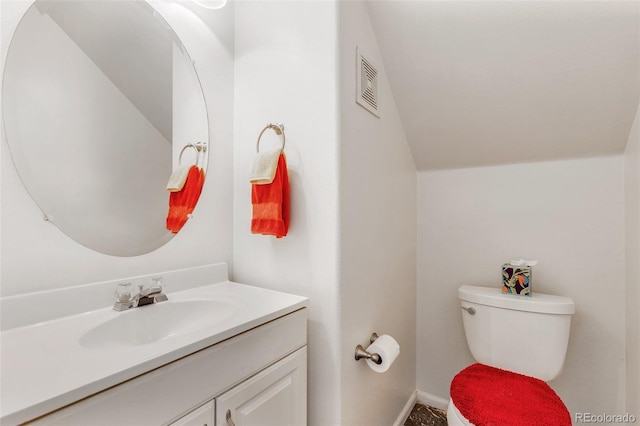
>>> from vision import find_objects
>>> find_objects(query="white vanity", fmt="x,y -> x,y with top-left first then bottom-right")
0,264 -> 308,425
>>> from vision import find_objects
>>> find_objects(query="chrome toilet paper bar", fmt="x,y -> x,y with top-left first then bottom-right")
354,333 -> 382,365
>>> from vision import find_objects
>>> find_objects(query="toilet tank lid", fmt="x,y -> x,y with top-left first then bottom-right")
459,285 -> 575,314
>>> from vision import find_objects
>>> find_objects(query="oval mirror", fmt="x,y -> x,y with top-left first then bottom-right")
2,0 -> 209,256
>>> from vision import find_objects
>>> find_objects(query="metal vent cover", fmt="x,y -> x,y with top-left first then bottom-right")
356,46 -> 380,117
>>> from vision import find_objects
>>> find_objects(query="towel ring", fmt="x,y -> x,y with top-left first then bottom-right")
179,142 -> 207,166
256,123 -> 285,153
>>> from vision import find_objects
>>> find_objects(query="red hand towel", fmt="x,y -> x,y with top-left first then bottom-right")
251,153 -> 290,238
166,165 -> 205,234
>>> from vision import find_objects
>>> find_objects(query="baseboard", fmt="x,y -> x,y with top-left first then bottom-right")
416,390 -> 449,411
393,389 -> 450,426
392,390 -> 418,426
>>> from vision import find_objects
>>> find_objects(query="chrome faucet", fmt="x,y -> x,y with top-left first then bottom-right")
113,277 -> 168,311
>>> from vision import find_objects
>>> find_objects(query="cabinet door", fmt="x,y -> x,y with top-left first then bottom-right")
216,347 -> 307,426
169,400 -> 215,426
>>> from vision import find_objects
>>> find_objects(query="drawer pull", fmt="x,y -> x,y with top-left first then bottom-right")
226,409 -> 236,426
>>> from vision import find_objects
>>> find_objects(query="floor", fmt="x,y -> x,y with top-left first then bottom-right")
403,403 -> 448,426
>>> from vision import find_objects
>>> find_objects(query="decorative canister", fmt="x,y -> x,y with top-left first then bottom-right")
502,259 -> 537,296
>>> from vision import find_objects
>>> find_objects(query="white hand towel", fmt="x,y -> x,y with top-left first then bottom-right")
250,148 -> 282,184
166,166 -> 191,192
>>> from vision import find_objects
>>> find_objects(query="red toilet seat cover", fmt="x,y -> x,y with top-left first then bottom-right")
450,363 -> 570,426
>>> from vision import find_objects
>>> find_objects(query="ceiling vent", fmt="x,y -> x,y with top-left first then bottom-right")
356,46 -> 380,117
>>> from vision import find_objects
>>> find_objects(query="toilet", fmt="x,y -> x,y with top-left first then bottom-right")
447,285 -> 575,426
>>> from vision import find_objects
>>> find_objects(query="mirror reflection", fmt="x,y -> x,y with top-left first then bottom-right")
2,0 -> 209,256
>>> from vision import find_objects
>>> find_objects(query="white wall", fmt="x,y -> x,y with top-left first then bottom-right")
232,2 -> 341,425
233,3 -> 417,424
338,2 -> 417,425
625,103 -> 640,414
0,1 -> 235,296
416,156 -> 626,416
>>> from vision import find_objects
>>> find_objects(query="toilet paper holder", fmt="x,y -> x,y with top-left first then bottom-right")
354,332 -> 382,365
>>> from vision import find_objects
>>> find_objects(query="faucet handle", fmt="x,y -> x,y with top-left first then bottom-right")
151,276 -> 165,288
115,282 -> 133,303
141,277 -> 165,297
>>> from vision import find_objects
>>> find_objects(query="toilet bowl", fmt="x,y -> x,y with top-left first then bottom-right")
446,399 -> 470,426
448,285 -> 575,426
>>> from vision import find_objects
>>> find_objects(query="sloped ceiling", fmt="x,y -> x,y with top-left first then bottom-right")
366,1 -> 640,170
39,1 -> 174,143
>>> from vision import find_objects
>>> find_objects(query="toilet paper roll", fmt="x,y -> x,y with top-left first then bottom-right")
365,334 -> 400,373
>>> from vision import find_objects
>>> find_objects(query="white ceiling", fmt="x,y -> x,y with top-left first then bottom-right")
366,1 -> 640,170
39,1 -> 174,143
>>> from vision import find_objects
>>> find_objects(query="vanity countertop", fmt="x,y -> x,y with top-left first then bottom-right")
0,281 -> 308,425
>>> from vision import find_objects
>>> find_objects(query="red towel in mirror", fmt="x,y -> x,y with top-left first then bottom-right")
251,153 -> 289,238
166,165 -> 205,234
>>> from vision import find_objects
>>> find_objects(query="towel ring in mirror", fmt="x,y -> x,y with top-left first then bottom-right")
179,142 -> 207,166
256,123 -> 285,153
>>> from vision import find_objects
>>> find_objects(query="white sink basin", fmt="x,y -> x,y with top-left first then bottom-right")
79,300 -> 237,348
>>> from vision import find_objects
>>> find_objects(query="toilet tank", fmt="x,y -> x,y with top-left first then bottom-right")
459,285 -> 575,381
